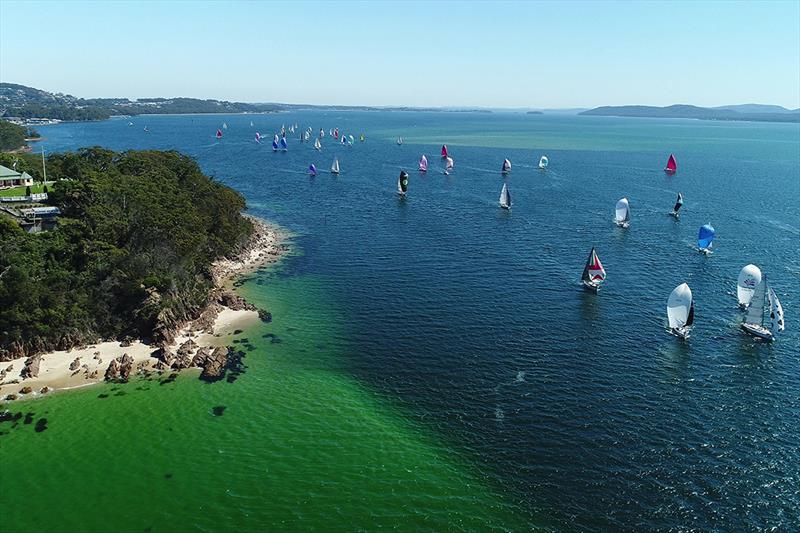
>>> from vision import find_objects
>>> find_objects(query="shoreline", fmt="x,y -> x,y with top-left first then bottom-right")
0,215 -> 288,402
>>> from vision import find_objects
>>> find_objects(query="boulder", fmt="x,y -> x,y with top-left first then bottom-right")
200,346 -> 228,382
258,309 -> 272,323
69,357 -> 81,371
104,359 -> 121,381
119,354 -> 134,381
217,290 -> 256,311
19,386 -> 33,394
177,339 -> 198,357
191,347 -> 211,368
5,394 -> 17,401
21,355 -> 42,379
40,386 -> 51,394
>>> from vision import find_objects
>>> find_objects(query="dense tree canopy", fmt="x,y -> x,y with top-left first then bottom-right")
0,120 -> 27,151
0,149 -> 253,359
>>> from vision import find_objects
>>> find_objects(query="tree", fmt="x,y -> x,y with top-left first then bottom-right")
25,185 -> 31,196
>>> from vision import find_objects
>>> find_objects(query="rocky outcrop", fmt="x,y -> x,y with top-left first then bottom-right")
199,347 -> 228,382
191,347 -> 211,368
19,386 -> 33,394
69,357 -> 81,371
217,290 -> 256,312
104,358 -> 121,381
119,354 -> 134,381
258,309 -> 272,323
21,355 -> 41,379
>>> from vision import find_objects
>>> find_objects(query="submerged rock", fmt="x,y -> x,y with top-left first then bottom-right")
211,406 -> 226,416
258,309 -> 272,323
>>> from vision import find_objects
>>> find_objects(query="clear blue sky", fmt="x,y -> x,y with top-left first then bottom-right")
1,0 -> 798,108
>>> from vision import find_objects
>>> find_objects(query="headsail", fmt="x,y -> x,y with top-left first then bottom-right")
667,283 -> 693,330
499,183 -> 511,209
397,170 -> 409,195
768,286 -> 785,332
255,132 -> 261,144
737,264 -> 762,308
502,159 -> 512,173
581,247 -> 606,284
419,155 -> 428,172
615,198 -> 630,224
698,224 -> 715,250
665,154 -> 677,173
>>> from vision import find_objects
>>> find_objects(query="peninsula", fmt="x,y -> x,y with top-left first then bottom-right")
580,104 -> 800,123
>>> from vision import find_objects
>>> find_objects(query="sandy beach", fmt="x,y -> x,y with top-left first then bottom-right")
0,216 -> 287,401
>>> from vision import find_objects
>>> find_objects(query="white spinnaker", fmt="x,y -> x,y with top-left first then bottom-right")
615,198 -> 630,223
737,264 -> 762,307
667,283 -> 693,329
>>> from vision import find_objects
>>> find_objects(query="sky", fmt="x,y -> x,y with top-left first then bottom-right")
1,1 -> 799,109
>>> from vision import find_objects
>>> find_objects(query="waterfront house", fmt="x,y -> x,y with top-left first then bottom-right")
0,164 -> 34,189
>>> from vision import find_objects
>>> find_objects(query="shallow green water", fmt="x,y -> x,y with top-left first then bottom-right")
1,260 -> 533,532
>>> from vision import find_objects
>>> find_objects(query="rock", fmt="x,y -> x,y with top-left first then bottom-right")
258,309 -> 272,323
21,355 -> 42,379
177,339 -> 198,357
5,394 -> 17,401
5,364 -> 12,372
104,359 -> 121,381
40,386 -> 50,394
217,290 -> 256,312
200,346 -> 228,382
69,357 -> 81,371
153,360 -> 170,371
172,352 -> 193,370
119,354 -> 134,381
88,370 -> 99,379
19,386 -> 33,394
93,352 -> 101,358
119,337 -> 133,348
191,347 -> 211,368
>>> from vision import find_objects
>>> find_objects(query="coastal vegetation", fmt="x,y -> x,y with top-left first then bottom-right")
0,148 -> 254,360
0,120 -> 29,151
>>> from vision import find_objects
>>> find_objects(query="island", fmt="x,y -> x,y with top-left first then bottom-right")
0,148 -> 287,399
579,104 -> 800,123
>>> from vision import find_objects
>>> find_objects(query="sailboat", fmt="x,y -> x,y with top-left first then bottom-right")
360,133 -> 365,142
320,128 -> 325,138
580,247 -> 606,292
340,134 -> 346,145
314,138 -> 322,151
250,121 -> 254,127
669,192 -> 683,217
538,155 -> 549,169
502,159 -> 512,174
348,134 -> 355,145
614,198 -> 630,228
397,136 -> 403,145
309,164 -> 317,177
697,223 -> 715,254
664,154 -> 677,174
216,129 -> 223,139
741,275 -> 784,341
280,136 -> 288,152
255,132 -> 261,144
737,264 -> 762,309
397,170 -> 409,197
418,155 -> 428,172
499,183 -> 511,209
667,283 -> 694,339
222,122 -> 228,130
143,126 -> 150,133
441,145 -> 448,158
272,138 -> 279,152
331,158 -> 340,174
444,156 -> 454,175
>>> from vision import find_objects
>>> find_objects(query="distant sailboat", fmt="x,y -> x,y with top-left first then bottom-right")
360,133 -> 365,142
222,122 -> 228,130
340,134 -> 346,145
397,170 -> 409,196
502,159 -> 512,174
614,198 -> 630,228
143,126 -> 150,133
670,192 -> 683,217
664,154 -> 677,174
348,134 -> 355,145
418,155 -> 428,172
309,164 -> 317,177
272,138 -> 279,152
127,121 -> 134,126
280,136 -> 288,152
397,136 -> 403,145
580,247 -> 606,292
444,156 -> 454,174
741,275 -> 784,341
250,121 -> 254,127
216,129 -> 223,139
499,183 -> 511,209
331,158 -> 340,174
314,138 -> 322,151
255,132 -> 261,144
737,264 -> 762,309
538,155 -> 549,169
441,145 -> 448,158
698,223 -> 715,254
320,128 -> 325,138
667,283 -> 694,339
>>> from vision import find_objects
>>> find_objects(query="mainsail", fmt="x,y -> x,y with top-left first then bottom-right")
673,193 -> 683,213
581,247 -> 606,284
331,158 -> 340,174
502,159 -> 512,173
539,155 -> 549,169
397,170 -> 409,195
744,276 -> 767,326
280,136 -> 288,151
272,139 -> 279,151
698,224 -> 715,250
667,283 -> 693,330
314,138 -> 322,150
615,198 -> 630,224
255,132 -> 261,143
419,155 -> 428,172
499,183 -> 511,209
737,264 -> 762,308
665,154 -> 677,173
445,157 -> 454,171
216,129 -> 223,139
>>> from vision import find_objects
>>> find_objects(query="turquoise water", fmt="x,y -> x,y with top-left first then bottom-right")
3,112 -> 799,530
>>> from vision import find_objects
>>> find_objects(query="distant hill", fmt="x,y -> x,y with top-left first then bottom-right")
580,104 -> 800,123
713,104 -> 798,114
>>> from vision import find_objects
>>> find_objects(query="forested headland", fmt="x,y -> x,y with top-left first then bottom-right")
0,149 -> 254,360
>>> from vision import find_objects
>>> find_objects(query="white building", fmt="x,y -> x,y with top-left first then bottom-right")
0,164 -> 34,189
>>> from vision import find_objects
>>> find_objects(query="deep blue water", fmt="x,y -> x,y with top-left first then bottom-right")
39,112 -> 800,530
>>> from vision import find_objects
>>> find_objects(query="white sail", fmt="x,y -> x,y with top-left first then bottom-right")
445,156 -> 454,170
615,198 -> 630,224
314,138 -> 321,150
331,158 -> 339,174
744,276 -> 767,326
667,283 -> 693,329
737,264 -> 762,307
499,183 -> 511,209
768,287 -> 785,332
539,155 -> 549,169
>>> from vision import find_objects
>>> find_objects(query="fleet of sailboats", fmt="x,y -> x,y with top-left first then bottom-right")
499,183 -> 511,209
737,264 -> 762,309
667,283 -> 694,339
741,275 -> 784,341
580,247 -> 606,292
615,198 -> 630,228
